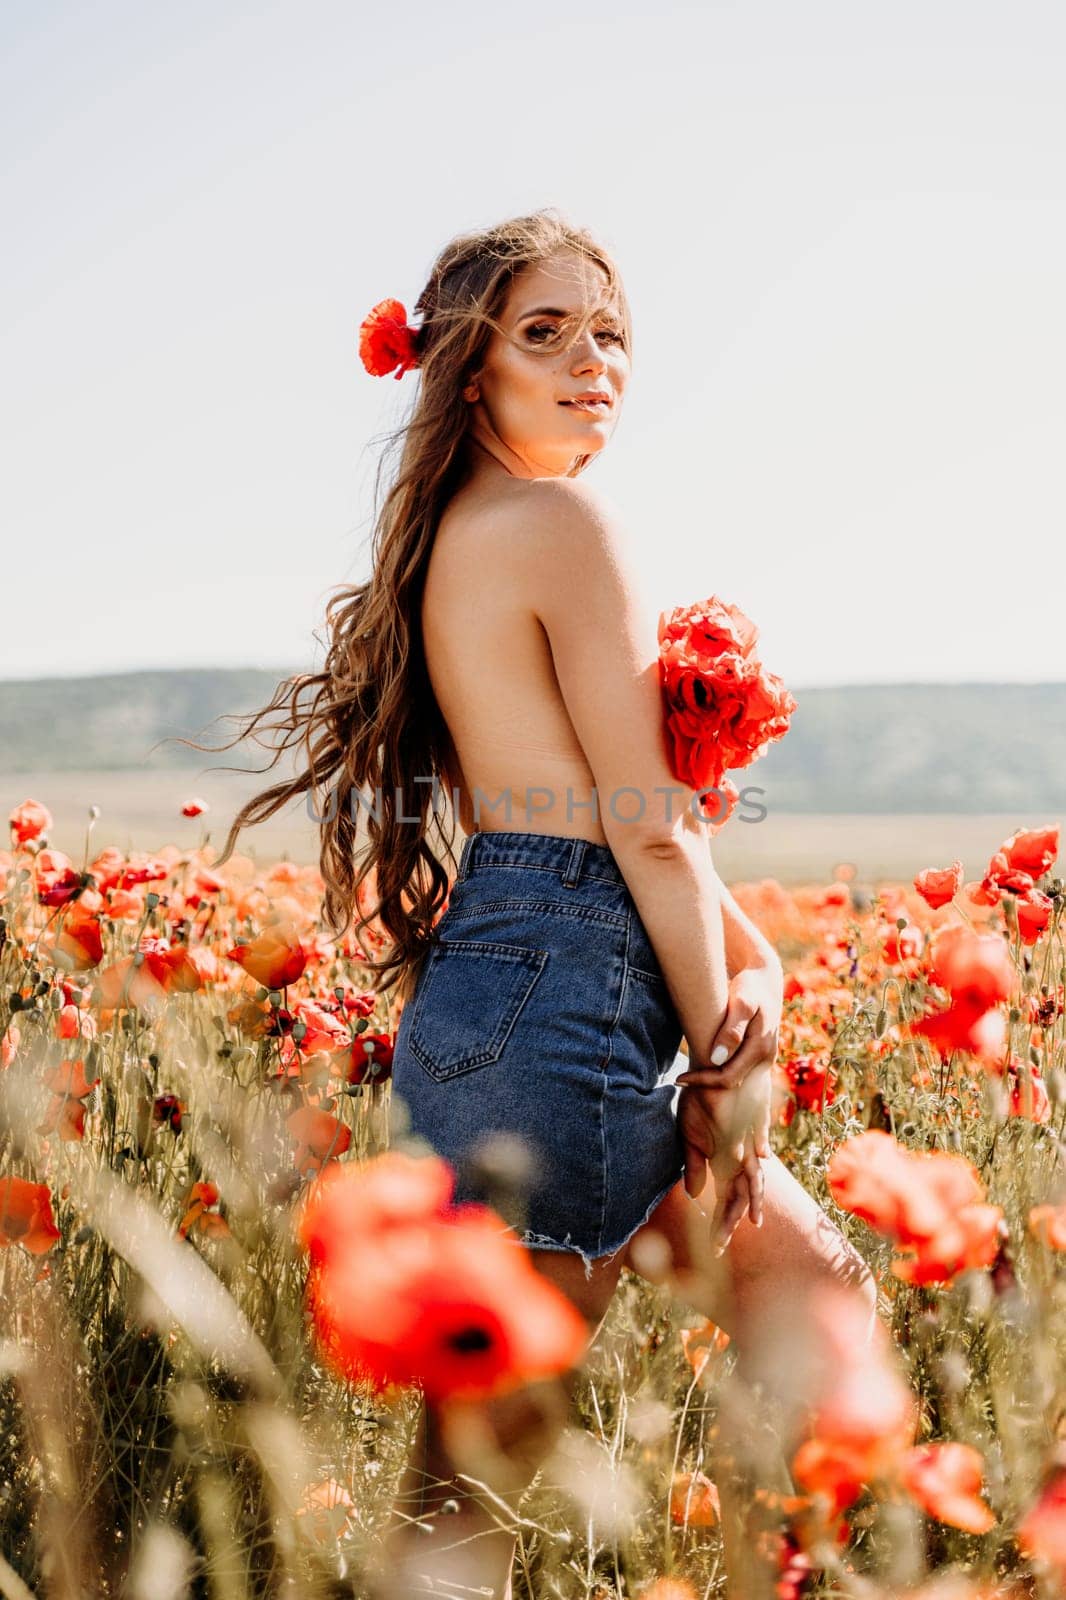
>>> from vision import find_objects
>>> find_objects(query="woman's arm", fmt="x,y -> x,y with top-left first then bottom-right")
678,847 -> 783,1092
719,871 -> 781,979
511,479 -> 733,1066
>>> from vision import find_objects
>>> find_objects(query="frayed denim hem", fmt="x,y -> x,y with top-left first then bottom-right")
516,1166 -> 684,1283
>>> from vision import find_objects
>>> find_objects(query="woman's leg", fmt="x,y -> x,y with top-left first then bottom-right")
622,1154 -> 880,1599
375,1247 -> 627,1600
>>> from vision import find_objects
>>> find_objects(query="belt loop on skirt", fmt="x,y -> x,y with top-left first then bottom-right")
456,834 -> 476,882
561,837 -> 587,888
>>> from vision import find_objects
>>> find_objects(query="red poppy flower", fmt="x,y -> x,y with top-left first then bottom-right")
913,859 -> 963,910
181,797 -> 209,817
1017,1464 -> 1066,1578
9,798 -> 53,845
227,926 -> 308,989
790,1284 -> 916,1516
295,1150 -> 456,1268
286,1107 -> 352,1174
657,595 -> 796,797
898,1442 -> 996,1533
1000,823 -> 1059,881
153,1093 -> 184,1134
35,849 -> 82,907
1006,1058 -> 1051,1123
178,1180 -> 230,1240
1017,889 -> 1054,946
780,1054 -> 836,1125
0,1176 -> 62,1254
358,298 -> 421,379
303,1204 -> 587,1402
347,1030 -> 394,1084
295,1151 -> 588,1402
926,925 -> 1015,1007
908,993 -> 1007,1064
52,906 -> 104,971
880,920 -> 923,964
1029,1204 -> 1066,1252
827,1130 -> 1004,1286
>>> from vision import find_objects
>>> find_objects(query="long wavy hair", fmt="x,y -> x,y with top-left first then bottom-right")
214,208 -> 632,1000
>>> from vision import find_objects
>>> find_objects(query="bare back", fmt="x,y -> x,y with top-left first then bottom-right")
422,479 -> 610,846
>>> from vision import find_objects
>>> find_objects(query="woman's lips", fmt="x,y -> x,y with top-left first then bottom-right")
559,398 -> 611,414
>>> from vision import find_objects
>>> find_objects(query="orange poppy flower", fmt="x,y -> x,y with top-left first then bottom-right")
227,926 -> 308,989
1006,1058 -> 1051,1123
295,1478 -> 356,1544
35,848 -> 82,907
898,1442 -> 996,1533
670,1469 -> 720,1526
828,1130 -> 1004,1286
53,907 -> 104,971
679,1318 -> 730,1378
0,1176 -> 62,1253
9,797 -> 53,845
37,1057 -> 99,1143
178,1180 -> 231,1240
286,1107 -> 352,1175
1029,1204 -> 1066,1252
1017,1463 -> 1066,1578
789,1282 -> 916,1517
636,1581 -> 700,1600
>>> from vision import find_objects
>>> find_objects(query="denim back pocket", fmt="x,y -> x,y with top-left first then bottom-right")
408,938 -> 549,1083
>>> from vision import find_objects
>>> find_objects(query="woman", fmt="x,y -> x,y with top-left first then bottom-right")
223,210 -> 878,1600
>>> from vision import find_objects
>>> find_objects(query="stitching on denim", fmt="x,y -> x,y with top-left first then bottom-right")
463,860 -> 625,888
595,917 -> 631,1255
408,943 -> 548,1081
442,898 -> 628,931
595,1162 -> 687,1264
626,964 -> 668,985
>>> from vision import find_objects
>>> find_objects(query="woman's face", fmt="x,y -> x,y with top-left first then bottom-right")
463,247 -> 631,478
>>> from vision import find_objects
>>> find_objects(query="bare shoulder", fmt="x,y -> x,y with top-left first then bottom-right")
503,475 -> 624,538
475,478 -> 638,599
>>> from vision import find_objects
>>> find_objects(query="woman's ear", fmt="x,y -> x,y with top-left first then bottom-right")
462,371 -> 481,403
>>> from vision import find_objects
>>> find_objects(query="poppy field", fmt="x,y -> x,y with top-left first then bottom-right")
1,797 -> 1064,1599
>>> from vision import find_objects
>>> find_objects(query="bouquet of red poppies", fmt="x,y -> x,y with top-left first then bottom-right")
657,595 -> 796,831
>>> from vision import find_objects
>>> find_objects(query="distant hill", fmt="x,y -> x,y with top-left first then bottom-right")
0,670 -> 1063,815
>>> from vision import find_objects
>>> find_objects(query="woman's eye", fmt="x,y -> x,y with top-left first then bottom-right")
525,323 -> 623,347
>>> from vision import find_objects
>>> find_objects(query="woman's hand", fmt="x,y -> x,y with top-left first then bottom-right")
676,1077 -> 770,1252
677,960 -> 784,1133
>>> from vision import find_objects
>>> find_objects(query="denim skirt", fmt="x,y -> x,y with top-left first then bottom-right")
388,829 -> 687,1277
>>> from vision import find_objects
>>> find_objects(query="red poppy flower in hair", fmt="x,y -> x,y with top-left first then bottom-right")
358,298 -> 421,379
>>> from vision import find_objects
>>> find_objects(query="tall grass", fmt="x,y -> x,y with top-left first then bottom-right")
1,803 -> 1064,1597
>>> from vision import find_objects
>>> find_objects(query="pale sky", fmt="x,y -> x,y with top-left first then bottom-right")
3,0 -> 1064,688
